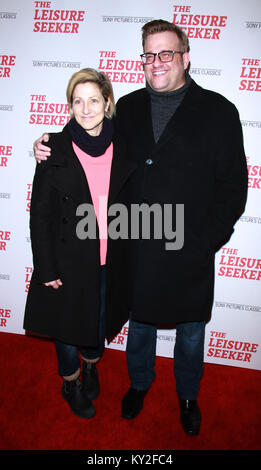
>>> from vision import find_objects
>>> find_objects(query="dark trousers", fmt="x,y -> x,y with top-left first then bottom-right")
55,266 -> 106,377
126,317 -> 205,400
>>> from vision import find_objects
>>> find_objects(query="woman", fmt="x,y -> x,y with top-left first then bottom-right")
24,68 -> 134,419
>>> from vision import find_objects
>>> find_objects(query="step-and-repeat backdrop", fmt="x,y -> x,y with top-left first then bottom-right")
1,0 -> 260,370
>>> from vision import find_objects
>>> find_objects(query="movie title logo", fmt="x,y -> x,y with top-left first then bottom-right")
0,307 -> 11,328
218,247 -> 261,281
98,51 -> 144,85
108,325 -> 129,347
25,267 -> 33,293
0,230 -> 11,251
0,145 -> 12,168
172,5 -> 227,39
26,184 -> 32,212
33,1 -> 85,34
247,156 -> 261,190
207,330 -> 258,364
239,58 -> 261,92
0,55 -> 16,78
29,94 -> 70,126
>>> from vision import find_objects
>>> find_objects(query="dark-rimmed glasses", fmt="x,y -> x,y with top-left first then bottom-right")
140,50 -> 183,65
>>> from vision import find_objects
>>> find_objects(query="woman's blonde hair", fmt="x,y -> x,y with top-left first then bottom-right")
66,68 -> 115,119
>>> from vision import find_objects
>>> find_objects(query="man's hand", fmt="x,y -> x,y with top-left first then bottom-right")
44,279 -> 63,289
33,133 -> 51,163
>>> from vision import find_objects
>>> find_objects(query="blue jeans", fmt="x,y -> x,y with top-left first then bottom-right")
55,266 -> 106,377
126,317 -> 205,400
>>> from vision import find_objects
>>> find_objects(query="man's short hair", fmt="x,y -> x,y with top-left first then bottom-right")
142,19 -> 190,53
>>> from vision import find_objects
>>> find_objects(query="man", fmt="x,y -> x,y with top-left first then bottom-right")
34,20 -> 248,435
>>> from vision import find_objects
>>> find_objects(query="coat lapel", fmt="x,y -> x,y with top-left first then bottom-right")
127,89 -> 156,160
48,124 -> 136,206
108,134 -> 137,205
48,126 -> 93,204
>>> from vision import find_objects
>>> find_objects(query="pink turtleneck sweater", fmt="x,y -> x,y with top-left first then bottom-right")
72,141 -> 113,266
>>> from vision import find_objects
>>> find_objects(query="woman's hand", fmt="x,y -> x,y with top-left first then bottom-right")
44,279 -> 63,289
33,133 -> 51,163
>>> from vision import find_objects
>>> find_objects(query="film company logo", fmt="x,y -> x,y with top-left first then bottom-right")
172,4 -> 227,39
240,215 -> 261,225
0,307 -> 11,328
32,60 -> 81,70
241,120 -> 261,129
215,300 -> 261,313
33,1 -> 85,34
207,330 -> 259,364
247,156 -> 261,190
246,21 -> 261,30
25,267 -> 33,293
98,51 -> 144,85
102,15 -> 153,24
239,58 -> 261,92
190,67 -> 221,78
0,105 -> 13,112
0,230 -> 11,251
0,273 -> 10,280
0,55 -> 16,78
218,247 -> 261,281
0,145 -> 12,168
29,94 -> 70,126
0,12 -> 17,19
0,193 -> 11,200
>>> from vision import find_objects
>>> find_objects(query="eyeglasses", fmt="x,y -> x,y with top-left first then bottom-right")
140,50 -> 183,65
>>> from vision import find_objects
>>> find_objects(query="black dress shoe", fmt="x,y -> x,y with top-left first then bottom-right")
82,362 -> 100,400
61,378 -> 96,419
179,399 -> 201,435
122,387 -> 148,419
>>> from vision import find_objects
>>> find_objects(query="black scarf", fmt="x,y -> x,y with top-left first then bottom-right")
68,116 -> 114,157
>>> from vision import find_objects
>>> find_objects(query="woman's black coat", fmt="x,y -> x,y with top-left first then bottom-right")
115,79 -> 248,325
24,125 -> 136,346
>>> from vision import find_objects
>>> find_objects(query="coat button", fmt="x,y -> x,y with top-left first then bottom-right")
62,195 -> 69,202
145,158 -> 153,165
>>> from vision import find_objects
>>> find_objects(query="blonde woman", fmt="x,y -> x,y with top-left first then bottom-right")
24,69 -> 134,418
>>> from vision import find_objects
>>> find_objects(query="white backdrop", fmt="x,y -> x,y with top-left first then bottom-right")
1,0 -> 260,370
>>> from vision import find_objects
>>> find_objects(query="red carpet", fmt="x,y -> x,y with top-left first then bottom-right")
0,331 -> 260,456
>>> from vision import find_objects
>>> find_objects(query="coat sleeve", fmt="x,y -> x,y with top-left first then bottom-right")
115,97 -> 128,138
208,102 -> 248,251
29,156 -> 59,284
